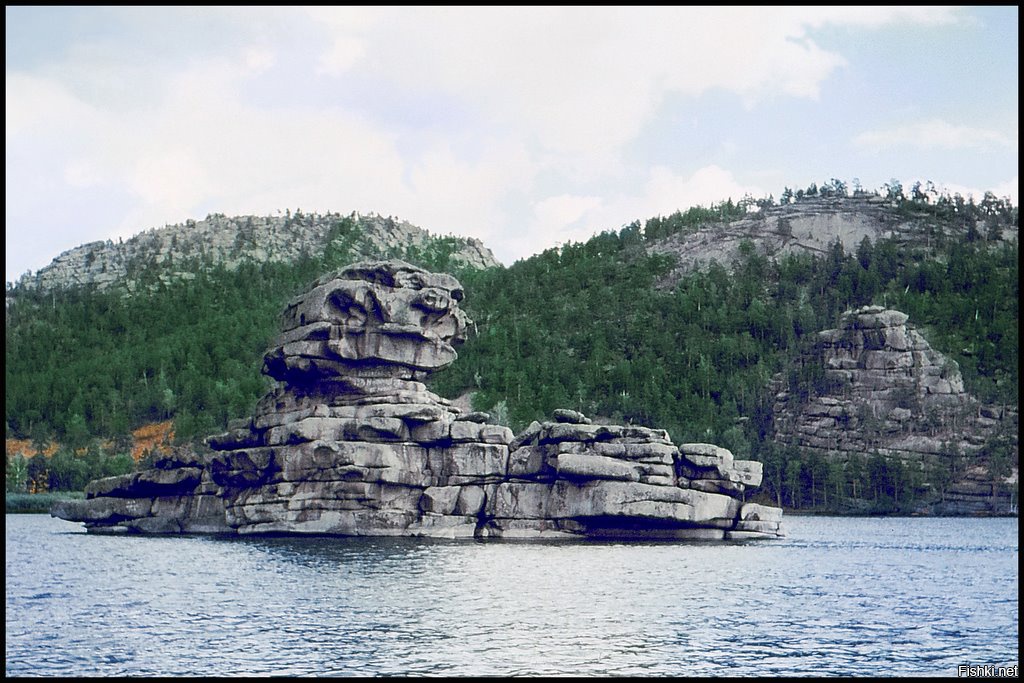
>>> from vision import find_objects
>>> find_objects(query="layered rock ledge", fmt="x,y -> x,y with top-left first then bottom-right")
772,305 -> 1017,514
53,260 -> 784,540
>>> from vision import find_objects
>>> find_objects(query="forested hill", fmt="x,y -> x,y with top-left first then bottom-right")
10,211 -> 498,292
5,184 -> 1019,512
646,189 -> 1018,287
6,211 -> 497,447
434,187 -> 1017,429
432,186 -> 1017,513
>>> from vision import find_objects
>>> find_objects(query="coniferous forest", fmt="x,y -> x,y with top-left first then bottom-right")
5,185 -> 1018,512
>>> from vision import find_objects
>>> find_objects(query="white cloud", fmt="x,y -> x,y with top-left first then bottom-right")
106,62 -> 539,251
303,7 -> 965,165
384,137 -> 538,247
63,159 -> 104,188
583,164 -> 766,242
640,165 -> 765,217
532,195 -> 605,236
5,73 -> 102,139
494,164 -> 767,263
110,101 -> 412,242
796,6 -> 963,28
5,5 -> 1012,284
854,119 -> 1016,152
243,47 -> 276,73
991,176 -> 1019,205
933,176 -> 1019,206
304,6 -> 395,75
317,39 -> 365,75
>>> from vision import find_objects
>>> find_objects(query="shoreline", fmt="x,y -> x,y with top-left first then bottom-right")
9,492 -> 1016,519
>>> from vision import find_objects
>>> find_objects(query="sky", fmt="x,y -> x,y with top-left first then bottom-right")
5,6 -> 1018,284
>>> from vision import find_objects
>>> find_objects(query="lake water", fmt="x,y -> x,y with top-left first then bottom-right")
5,514 -> 1018,677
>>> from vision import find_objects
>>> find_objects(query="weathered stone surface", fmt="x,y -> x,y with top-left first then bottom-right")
455,486 -> 487,516
265,416 -> 411,445
84,474 -> 136,499
554,452 -> 640,482
552,409 -> 592,424
772,305 -> 1016,514
450,421 -> 513,444
206,427 -> 264,451
507,445 -> 550,479
489,480 -> 740,529
153,448 -> 206,470
419,486 -> 461,515
738,502 -> 783,523
678,443 -> 734,467
183,495 -> 231,534
508,421 -> 543,451
53,496 -> 153,522
18,213 -> 501,294
265,260 -> 470,382
645,196 -> 1017,293
83,468 -> 203,499
731,460 -> 764,488
430,444 -> 509,480
557,440 -> 675,464
127,516 -> 184,534
53,260 -> 783,539
209,448 -> 276,487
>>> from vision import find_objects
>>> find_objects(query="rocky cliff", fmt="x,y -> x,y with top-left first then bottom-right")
52,259 -> 784,539
771,305 -> 1017,514
647,195 -> 1018,285
15,212 -> 499,292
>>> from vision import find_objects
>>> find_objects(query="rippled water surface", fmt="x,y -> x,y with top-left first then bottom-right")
5,514 -> 1018,676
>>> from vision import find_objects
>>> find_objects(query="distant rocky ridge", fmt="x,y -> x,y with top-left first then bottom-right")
23,195 -> 1017,294
14,212 -> 500,292
647,195 -> 1018,285
52,260 -> 784,539
771,305 -> 1017,514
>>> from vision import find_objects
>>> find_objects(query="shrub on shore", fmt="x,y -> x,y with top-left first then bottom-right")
6,491 -> 85,514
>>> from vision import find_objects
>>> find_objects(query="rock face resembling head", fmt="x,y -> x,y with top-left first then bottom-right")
262,260 -> 472,382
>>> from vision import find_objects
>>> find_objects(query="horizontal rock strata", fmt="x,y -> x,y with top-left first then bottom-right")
54,260 -> 784,539
771,305 -> 1017,513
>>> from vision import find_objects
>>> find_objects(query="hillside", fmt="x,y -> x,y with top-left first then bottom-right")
5,187 -> 1018,513
11,211 -> 499,292
6,212 -> 501,448
769,306 -> 1016,514
432,189 -> 1018,513
646,192 -> 1018,287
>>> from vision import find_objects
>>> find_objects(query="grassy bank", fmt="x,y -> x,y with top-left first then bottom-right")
6,491 -> 85,514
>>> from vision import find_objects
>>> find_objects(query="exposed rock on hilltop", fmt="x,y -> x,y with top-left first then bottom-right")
648,195 -> 1018,285
15,212 -> 499,292
772,305 -> 1017,514
52,259 -> 784,539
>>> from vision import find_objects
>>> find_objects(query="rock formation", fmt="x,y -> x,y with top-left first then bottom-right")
14,212 -> 499,292
647,195 -> 1017,288
771,305 -> 1017,514
53,260 -> 784,539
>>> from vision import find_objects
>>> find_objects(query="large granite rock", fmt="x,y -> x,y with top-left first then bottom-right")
53,259 -> 784,539
771,305 -> 1017,513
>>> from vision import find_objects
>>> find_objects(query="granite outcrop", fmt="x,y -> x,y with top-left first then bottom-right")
647,195 -> 1018,288
15,212 -> 499,292
52,260 -> 784,539
771,305 -> 1017,514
